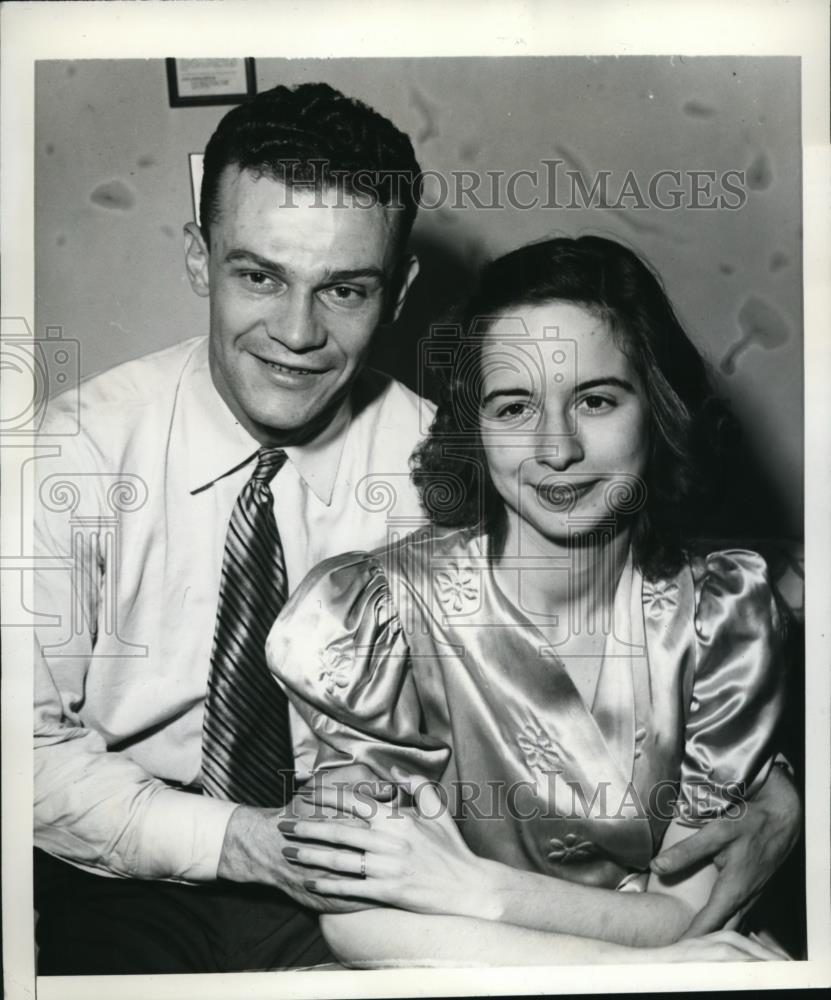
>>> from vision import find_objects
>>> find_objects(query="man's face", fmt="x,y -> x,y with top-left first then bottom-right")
184,167 -> 417,443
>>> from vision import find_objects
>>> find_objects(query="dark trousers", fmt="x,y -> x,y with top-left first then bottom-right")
34,849 -> 334,975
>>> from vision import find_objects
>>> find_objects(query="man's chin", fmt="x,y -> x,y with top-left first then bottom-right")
247,399 -> 344,446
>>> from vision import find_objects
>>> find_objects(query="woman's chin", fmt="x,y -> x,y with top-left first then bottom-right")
519,512 -> 630,552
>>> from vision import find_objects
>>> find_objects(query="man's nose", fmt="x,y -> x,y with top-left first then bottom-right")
266,292 -> 326,351
534,411 -> 584,470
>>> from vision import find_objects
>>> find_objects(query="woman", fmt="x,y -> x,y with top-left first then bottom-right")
267,236 -> 787,965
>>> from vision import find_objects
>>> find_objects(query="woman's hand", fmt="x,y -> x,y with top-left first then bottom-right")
652,930 -> 791,963
278,769 -> 497,919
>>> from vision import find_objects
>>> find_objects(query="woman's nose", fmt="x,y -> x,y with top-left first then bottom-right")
534,413 -> 584,470
266,293 -> 326,351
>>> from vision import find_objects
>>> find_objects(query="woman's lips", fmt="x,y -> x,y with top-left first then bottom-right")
535,479 -> 598,509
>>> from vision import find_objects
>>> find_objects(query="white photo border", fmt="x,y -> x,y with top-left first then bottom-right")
2,1 -> 829,997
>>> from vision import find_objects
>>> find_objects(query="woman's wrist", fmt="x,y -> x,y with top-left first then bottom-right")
463,857 -> 523,923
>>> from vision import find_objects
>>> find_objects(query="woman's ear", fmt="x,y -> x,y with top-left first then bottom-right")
183,222 -> 210,298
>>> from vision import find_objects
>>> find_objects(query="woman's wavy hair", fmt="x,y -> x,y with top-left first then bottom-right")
411,235 -> 729,579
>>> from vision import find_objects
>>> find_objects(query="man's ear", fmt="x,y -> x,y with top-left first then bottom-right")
183,222 -> 211,298
390,254 -> 420,322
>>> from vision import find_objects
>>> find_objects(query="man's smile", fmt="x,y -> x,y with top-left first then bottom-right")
250,351 -> 329,377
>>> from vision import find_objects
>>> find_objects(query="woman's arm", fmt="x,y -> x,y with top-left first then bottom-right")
320,908 -> 782,968
477,819 -> 717,946
322,908 -> 646,968
284,778 -> 720,947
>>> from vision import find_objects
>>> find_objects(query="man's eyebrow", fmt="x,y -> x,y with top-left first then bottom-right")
319,266 -> 387,284
222,251 -> 386,285
224,249 -> 286,271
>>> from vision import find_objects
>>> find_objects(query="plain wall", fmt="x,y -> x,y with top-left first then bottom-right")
35,56 -> 803,535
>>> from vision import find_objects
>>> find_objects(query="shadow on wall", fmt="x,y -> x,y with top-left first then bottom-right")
702,407 -> 799,540
368,227 -> 479,405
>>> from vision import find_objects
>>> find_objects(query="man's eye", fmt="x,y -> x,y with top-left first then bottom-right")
242,271 -> 277,289
323,285 -> 368,305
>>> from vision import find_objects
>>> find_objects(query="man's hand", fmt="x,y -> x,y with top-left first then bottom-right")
216,765 -> 395,912
650,765 -> 801,937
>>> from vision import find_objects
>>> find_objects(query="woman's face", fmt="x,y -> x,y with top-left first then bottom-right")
477,300 -> 651,549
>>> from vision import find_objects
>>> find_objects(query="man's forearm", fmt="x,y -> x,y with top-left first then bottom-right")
35,701 -> 236,880
35,753 -> 236,882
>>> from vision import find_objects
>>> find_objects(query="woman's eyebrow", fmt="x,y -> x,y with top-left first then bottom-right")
480,387 -> 532,407
573,376 -> 635,393
481,377 -> 635,407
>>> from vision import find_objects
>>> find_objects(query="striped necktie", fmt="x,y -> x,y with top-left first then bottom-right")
201,447 -> 295,808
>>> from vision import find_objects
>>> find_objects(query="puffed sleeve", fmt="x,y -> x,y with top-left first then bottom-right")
675,550 -> 786,825
266,552 -> 451,782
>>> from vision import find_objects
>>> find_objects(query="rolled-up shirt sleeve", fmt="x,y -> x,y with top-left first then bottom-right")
34,637 -> 237,881
32,408 -> 236,882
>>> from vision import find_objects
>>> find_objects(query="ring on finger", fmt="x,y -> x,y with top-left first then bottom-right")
360,851 -> 367,879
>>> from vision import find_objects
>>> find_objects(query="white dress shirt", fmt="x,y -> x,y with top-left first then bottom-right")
34,337 -> 432,882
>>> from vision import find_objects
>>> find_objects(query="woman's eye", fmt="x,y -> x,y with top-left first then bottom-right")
496,401 -> 532,420
579,394 -> 614,413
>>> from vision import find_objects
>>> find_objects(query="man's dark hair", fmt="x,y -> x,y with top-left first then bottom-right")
199,82 -> 422,252
411,235 -> 730,579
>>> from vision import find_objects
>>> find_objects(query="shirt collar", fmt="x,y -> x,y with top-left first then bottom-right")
180,339 -> 350,505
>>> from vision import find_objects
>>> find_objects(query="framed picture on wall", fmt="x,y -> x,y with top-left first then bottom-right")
166,57 -> 256,107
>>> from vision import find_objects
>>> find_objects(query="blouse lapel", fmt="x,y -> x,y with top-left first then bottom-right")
418,531 -> 664,870
477,547 -> 642,814
591,552 -> 640,782
638,559 -> 698,801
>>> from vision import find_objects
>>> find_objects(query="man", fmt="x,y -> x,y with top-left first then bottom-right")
34,82 -> 426,974
33,81 -> 799,975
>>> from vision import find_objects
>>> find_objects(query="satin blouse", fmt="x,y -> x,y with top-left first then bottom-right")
267,527 -> 785,889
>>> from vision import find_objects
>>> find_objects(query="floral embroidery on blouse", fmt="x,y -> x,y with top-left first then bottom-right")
435,566 -> 479,613
517,718 -> 562,773
318,639 -> 353,696
547,832 -> 595,863
643,580 -> 679,618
